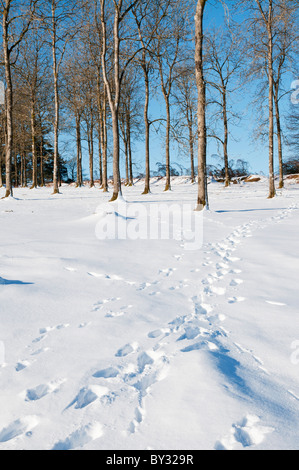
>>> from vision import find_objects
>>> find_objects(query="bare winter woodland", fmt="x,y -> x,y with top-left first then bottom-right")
0,0 -> 298,203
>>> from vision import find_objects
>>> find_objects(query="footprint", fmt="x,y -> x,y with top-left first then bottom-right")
16,360 -> 31,372
228,297 -> 246,304
148,328 -> 170,339
215,415 -> 274,450
115,342 -> 138,358
24,379 -> 65,402
137,352 -> 155,373
31,347 -> 50,357
93,298 -> 120,311
68,385 -> 109,409
0,416 -> 39,443
205,286 -> 226,296
159,268 -> 177,277
105,311 -> 125,318
39,324 -> 69,335
230,279 -> 244,287
137,283 -> 152,291
78,322 -> 91,329
128,407 -> 146,434
52,422 -> 104,450
88,272 -> 105,278
226,256 -> 240,263
93,367 -> 119,379
181,341 -> 218,353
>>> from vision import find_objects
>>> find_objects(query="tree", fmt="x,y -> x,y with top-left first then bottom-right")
173,62 -> 197,183
133,0 -> 171,194
40,0 -> 80,194
195,0 -> 208,210
1,0 -> 39,197
205,26 -> 244,187
14,27 -> 50,189
99,0 -> 140,202
154,1 -> 187,192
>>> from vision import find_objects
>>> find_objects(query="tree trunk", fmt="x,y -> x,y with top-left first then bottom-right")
187,108 -> 195,183
267,4 -> 275,199
52,3 -> 60,195
3,7 -> 13,198
30,102 -> 38,189
274,83 -> 283,189
102,97 -> 108,192
88,120 -> 95,188
195,0 -> 208,210
222,89 -> 230,187
40,136 -> 45,187
110,108 -> 121,201
164,97 -> 171,192
100,1 -> 122,201
142,67 -> 151,194
76,114 -> 82,187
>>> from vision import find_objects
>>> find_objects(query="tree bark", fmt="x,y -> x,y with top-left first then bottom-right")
2,4 -> 13,198
274,82 -> 283,189
75,113 -> 82,187
30,101 -> 38,188
267,16 -> 275,199
195,0 -> 208,210
52,2 -> 60,195
142,64 -> 151,194
222,89 -> 230,187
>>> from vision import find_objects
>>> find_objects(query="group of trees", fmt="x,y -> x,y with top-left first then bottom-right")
0,0 -> 298,208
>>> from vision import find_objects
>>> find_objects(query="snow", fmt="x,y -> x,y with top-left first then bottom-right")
0,177 -> 298,450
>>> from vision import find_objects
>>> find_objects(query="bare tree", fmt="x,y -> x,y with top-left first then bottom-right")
205,27 -> 244,187
99,0 -> 140,202
40,0 -> 80,194
133,0 -> 170,194
195,0 -> 208,210
14,27 -> 49,189
1,0 -> 39,197
155,2 -> 187,192
173,62 -> 198,183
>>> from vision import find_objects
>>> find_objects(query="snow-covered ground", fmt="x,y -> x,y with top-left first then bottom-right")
0,177 -> 298,450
